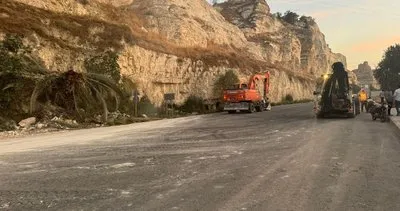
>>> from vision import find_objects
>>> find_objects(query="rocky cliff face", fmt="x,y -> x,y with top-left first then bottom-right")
215,0 -> 347,76
0,0 -> 346,105
348,70 -> 358,85
353,61 -> 379,88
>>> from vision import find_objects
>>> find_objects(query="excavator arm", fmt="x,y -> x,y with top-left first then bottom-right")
223,71 -> 271,113
248,72 -> 270,99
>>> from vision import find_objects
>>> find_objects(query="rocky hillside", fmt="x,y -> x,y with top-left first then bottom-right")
353,61 -> 379,88
215,0 -> 346,75
0,0 -> 347,104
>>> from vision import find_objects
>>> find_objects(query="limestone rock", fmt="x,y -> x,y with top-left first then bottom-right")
1,0 -> 348,106
36,123 -> 46,129
353,61 -> 379,88
215,0 -> 347,76
18,117 -> 36,128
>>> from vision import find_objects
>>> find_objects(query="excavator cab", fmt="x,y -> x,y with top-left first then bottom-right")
227,83 -> 248,90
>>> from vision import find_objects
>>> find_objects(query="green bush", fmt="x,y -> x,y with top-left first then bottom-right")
275,11 -> 315,27
0,34 -> 45,119
282,11 -> 299,25
138,95 -> 157,116
84,50 -> 121,82
284,94 -> 294,102
213,70 -> 240,97
30,70 -> 123,122
0,34 -> 28,73
182,95 -> 204,113
299,16 -> 316,26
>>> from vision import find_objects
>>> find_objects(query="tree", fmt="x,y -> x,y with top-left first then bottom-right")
273,12 -> 283,19
374,44 -> 400,91
282,11 -> 299,25
299,15 -> 316,27
213,70 -> 240,97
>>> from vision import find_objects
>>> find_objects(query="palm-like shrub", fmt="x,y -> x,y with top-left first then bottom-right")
30,70 -> 123,122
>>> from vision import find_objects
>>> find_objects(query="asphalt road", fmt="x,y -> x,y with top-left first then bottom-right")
1,103 -> 400,211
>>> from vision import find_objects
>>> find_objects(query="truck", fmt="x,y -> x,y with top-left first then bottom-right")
223,72 -> 271,113
313,62 -> 356,118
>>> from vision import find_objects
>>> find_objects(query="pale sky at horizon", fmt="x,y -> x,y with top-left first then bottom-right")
208,0 -> 400,70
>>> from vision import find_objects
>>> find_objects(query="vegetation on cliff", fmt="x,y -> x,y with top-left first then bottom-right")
0,34 -> 45,120
0,34 -> 139,131
273,11 -> 316,27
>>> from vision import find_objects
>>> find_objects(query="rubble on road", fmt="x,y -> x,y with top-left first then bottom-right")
0,111 -> 158,139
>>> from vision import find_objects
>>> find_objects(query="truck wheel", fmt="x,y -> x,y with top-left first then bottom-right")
256,104 -> 263,112
380,112 -> 388,122
228,110 -> 236,114
248,103 -> 256,113
316,112 -> 324,119
347,113 -> 355,118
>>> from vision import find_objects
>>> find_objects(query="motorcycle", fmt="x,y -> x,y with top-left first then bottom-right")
369,103 -> 388,122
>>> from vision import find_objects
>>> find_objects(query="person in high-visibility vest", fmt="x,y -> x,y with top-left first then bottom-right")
358,89 -> 368,112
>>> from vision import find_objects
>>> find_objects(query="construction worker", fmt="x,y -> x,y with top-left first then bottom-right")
385,90 -> 394,116
358,89 -> 368,112
379,90 -> 385,103
353,94 -> 360,114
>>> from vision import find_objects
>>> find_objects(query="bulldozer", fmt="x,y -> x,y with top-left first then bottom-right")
313,62 -> 356,118
223,72 -> 271,113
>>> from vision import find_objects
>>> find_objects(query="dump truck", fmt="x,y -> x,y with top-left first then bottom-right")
313,62 -> 356,118
223,72 -> 271,113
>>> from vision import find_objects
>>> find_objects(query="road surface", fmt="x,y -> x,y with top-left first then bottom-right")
1,103 -> 400,210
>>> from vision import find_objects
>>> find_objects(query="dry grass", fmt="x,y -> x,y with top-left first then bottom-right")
0,0 -> 134,51
247,33 -> 283,45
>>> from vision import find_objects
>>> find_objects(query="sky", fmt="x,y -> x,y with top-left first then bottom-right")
208,0 -> 400,70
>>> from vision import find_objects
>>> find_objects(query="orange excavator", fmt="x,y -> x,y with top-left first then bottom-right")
223,72 -> 271,113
